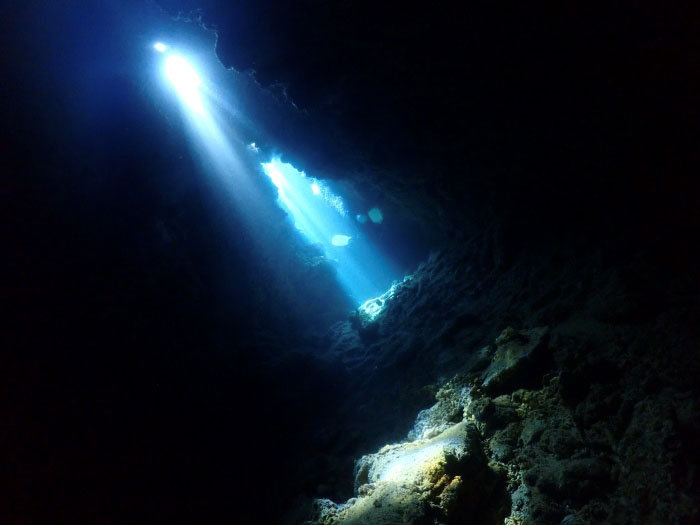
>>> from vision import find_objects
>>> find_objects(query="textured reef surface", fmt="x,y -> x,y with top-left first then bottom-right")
297,235 -> 699,524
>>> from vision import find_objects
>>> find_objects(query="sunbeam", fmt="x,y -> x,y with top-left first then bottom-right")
154,42 -> 401,306
262,158 -> 398,303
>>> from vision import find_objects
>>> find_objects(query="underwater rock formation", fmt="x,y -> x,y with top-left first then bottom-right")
302,234 -> 700,524
309,323 -> 700,523
310,405 -> 510,524
311,422 -> 496,524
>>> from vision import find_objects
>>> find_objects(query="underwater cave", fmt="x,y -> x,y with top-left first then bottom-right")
2,1 -> 699,523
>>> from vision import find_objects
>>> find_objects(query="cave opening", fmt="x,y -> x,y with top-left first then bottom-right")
151,25 -> 428,313
261,157 -> 402,305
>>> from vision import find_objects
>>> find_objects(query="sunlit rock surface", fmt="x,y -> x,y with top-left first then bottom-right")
407,383 -> 470,442
309,421 -> 507,524
481,326 -> 549,395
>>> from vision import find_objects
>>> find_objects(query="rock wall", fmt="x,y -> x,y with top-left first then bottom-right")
308,320 -> 699,523
298,234 -> 699,523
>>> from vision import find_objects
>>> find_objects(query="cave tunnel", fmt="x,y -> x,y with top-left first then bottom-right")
2,1 -> 699,523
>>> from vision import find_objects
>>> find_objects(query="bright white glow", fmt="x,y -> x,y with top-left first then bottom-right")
247,142 -> 260,153
368,207 -> 383,224
264,162 -> 287,189
261,158 -> 398,303
311,182 -> 321,195
153,42 -> 167,52
331,234 -> 352,246
164,54 -> 204,115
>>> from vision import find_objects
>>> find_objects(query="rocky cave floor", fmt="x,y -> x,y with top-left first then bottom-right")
287,237 -> 699,524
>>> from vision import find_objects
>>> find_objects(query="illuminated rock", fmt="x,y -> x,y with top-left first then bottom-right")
310,421 -> 503,524
408,384 -> 471,441
356,275 -> 413,326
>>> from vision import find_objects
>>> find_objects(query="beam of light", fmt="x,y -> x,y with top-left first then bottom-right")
156,48 -> 263,225
331,234 -> 352,246
262,158 -> 399,304
153,42 -> 167,52
160,55 -> 241,175
153,43 -> 402,307
164,54 -> 205,116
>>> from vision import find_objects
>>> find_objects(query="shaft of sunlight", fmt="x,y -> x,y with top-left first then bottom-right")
262,158 -> 398,304
154,43 -> 401,306
164,54 -> 205,116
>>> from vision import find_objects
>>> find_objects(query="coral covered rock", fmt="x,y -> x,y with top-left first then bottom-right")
309,421 -> 506,524
481,326 -> 549,394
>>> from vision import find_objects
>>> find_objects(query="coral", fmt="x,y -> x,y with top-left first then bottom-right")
308,322 -> 700,524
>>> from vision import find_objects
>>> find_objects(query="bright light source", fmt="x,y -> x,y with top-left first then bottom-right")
153,42 -> 167,52
331,234 -> 352,246
311,182 -> 321,195
264,161 -> 287,189
261,158 -> 398,303
164,54 -> 204,115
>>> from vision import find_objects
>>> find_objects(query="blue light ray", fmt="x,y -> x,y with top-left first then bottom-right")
154,43 -> 402,306
164,54 -> 205,116
158,50 -> 251,190
262,158 -> 399,303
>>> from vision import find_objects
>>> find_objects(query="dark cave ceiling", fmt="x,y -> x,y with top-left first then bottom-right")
158,0 -> 698,252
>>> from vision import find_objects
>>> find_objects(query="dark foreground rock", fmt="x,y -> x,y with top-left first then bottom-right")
301,236 -> 700,524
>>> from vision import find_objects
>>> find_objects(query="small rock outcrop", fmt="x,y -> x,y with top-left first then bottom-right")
310,421 -> 507,524
481,326 -> 549,394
